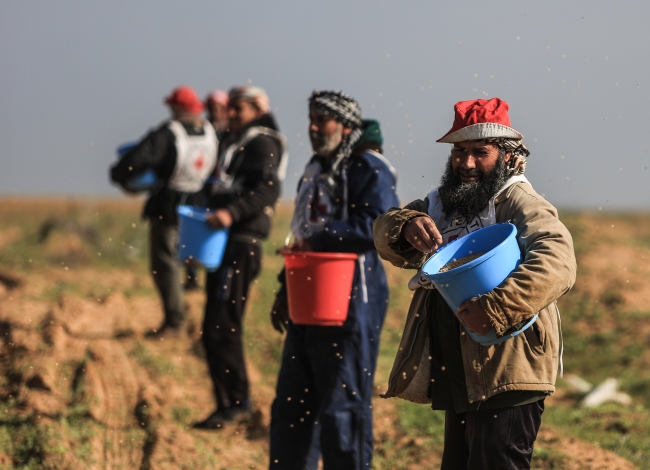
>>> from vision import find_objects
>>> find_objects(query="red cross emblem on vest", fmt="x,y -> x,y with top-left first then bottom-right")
194,154 -> 205,172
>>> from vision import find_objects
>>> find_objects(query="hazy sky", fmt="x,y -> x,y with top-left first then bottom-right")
1,0 -> 649,210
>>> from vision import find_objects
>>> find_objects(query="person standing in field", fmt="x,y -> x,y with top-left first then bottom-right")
373,98 -> 577,470
268,90 -> 398,469
193,86 -> 288,430
110,85 -> 217,339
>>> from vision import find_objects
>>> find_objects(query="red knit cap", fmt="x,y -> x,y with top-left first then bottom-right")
437,97 -> 523,143
165,86 -> 204,114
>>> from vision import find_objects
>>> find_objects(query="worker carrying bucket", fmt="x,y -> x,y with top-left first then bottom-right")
192,86 -> 288,431
373,97 -> 577,469
110,85 -> 217,340
268,90 -> 399,468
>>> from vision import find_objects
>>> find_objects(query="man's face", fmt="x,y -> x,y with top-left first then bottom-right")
438,141 -> 512,215
309,113 -> 350,157
208,101 -> 229,126
450,141 -> 509,182
229,100 -> 262,132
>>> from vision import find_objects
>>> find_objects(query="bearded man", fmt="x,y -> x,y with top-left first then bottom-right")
373,98 -> 577,470
269,91 -> 398,469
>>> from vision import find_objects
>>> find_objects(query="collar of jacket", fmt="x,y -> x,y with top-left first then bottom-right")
236,112 -> 280,135
493,180 -> 523,205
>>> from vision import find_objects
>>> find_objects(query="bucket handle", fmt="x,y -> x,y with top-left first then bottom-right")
284,230 -> 295,248
177,192 -> 212,218
178,205 -> 212,223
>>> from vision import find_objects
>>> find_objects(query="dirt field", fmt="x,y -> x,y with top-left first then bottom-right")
0,198 -> 648,469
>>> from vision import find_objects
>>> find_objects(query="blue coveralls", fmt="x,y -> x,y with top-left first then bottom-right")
270,150 -> 399,470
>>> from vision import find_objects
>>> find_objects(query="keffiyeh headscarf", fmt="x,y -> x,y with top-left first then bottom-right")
483,137 -> 530,175
308,90 -> 363,129
305,90 -> 365,221
228,86 -> 271,114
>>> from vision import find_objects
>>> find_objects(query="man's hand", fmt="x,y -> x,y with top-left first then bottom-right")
271,292 -> 290,334
206,209 -> 233,228
455,297 -> 492,336
402,216 -> 443,253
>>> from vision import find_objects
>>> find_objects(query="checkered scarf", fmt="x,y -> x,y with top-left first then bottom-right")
484,138 -> 530,175
309,90 -> 362,129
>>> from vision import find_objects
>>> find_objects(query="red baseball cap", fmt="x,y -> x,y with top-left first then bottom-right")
437,97 -> 523,143
165,86 -> 204,114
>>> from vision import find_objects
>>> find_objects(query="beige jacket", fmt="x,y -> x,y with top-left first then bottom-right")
373,181 -> 577,404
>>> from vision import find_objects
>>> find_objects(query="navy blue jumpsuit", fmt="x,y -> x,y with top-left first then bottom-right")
270,149 -> 399,469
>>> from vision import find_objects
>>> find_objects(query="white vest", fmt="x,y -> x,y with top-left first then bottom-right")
167,120 -> 217,193
213,126 -> 288,194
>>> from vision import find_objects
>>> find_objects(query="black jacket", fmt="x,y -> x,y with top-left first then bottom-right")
110,120 -> 211,225
207,113 -> 283,242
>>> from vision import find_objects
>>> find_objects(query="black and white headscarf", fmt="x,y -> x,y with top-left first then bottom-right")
309,90 -> 363,129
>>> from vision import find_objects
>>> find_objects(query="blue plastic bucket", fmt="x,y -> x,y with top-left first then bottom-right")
422,223 -> 538,346
116,141 -> 158,192
177,205 -> 229,271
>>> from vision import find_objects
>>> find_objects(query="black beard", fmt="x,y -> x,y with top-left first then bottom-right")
437,152 -> 510,215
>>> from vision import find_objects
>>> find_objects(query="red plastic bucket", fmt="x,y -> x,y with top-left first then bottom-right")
283,252 -> 358,326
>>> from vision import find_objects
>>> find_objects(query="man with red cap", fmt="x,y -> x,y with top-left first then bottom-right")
373,98 -> 577,469
111,86 -> 217,338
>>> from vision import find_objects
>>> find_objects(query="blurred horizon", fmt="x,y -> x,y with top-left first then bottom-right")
1,0 -> 649,210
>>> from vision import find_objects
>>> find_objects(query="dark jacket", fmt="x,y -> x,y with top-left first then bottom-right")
110,120 -> 211,225
207,113 -> 284,242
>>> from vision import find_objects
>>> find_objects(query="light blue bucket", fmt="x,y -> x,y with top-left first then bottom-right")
117,141 -> 159,192
177,205 -> 229,271
422,223 -> 538,346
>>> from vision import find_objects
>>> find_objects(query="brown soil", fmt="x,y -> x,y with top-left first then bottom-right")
537,427 -> 636,470
0,199 -> 639,469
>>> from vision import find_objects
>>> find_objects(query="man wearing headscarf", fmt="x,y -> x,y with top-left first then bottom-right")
110,86 -> 217,338
373,98 -> 577,470
193,86 -> 288,430
268,91 -> 399,469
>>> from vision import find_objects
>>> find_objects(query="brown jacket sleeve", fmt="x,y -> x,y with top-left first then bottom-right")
372,198 -> 431,270
482,182 -> 577,335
